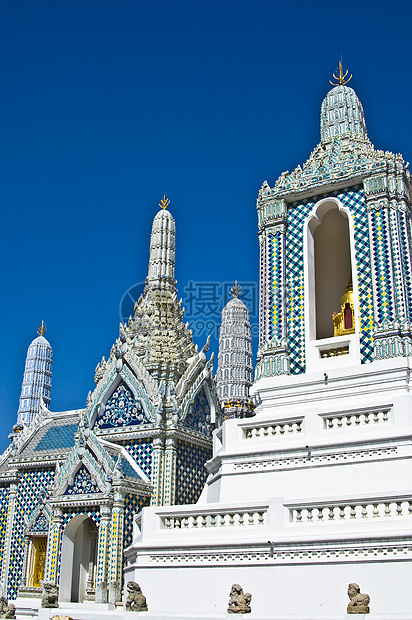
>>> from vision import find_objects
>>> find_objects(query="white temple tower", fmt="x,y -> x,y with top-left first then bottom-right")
126,66 -> 412,618
16,321 -> 52,426
216,282 -> 254,418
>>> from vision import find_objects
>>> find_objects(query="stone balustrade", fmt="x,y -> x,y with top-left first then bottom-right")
289,496 -> 412,523
323,408 -> 390,429
244,418 -> 303,439
161,506 -> 268,530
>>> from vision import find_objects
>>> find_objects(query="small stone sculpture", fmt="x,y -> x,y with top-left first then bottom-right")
0,596 -> 16,619
347,583 -> 370,614
41,581 -> 59,608
125,581 -> 148,612
51,616 -> 74,620
227,584 -> 252,614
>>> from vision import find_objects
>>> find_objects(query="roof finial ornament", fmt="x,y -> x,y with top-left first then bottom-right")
37,320 -> 46,337
230,281 -> 242,299
329,60 -> 352,86
159,193 -> 170,210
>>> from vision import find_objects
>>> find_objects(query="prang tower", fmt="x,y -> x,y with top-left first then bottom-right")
216,282 -> 254,418
16,322 -> 52,426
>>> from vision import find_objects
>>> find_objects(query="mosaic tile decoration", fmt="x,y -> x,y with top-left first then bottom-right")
0,486 -> 10,581
123,493 -> 150,550
65,465 -> 98,495
286,186 -> 374,374
95,382 -> 148,430
369,209 -> 394,324
270,232 -> 285,341
34,424 -> 77,451
175,440 -> 211,505
31,511 -> 49,534
119,457 -> 141,479
398,209 -> 412,315
185,388 -> 212,436
7,469 -> 54,599
121,439 -> 153,478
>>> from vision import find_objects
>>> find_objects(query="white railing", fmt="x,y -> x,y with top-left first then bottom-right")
289,496 -> 412,523
161,506 -> 268,530
244,418 -> 303,439
323,408 -> 390,429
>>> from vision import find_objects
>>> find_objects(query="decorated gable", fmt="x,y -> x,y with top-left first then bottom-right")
95,382 -> 148,430
185,387 -> 211,435
64,465 -> 99,495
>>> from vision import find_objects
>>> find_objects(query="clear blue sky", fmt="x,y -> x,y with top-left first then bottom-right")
1,0 -> 411,451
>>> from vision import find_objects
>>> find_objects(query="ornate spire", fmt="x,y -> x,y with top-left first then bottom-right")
321,70 -> 367,144
16,326 -> 53,426
145,196 -> 177,291
217,296 -> 254,419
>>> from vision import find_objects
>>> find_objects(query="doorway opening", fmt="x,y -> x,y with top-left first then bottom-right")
59,515 -> 98,603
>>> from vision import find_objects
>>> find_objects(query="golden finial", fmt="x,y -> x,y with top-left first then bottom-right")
159,193 -> 170,210
37,320 -> 46,337
230,281 -> 242,298
329,60 -> 352,86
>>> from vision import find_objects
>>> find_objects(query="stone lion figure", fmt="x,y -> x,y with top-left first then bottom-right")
227,583 -> 252,614
0,596 -> 16,619
41,581 -> 59,608
347,583 -> 370,614
125,581 -> 148,612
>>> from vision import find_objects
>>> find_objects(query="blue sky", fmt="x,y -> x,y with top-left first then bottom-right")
1,0 -> 411,451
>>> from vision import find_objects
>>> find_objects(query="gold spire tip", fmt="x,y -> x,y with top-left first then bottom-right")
329,60 -> 352,86
230,281 -> 242,298
159,194 -> 170,210
37,320 -> 46,337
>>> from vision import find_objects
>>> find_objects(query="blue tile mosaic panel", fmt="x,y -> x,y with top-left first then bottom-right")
0,486 -> 10,580
121,439 -> 153,478
185,388 -> 212,436
34,424 -> 77,451
286,186 -> 374,374
7,469 -> 54,599
175,440 -> 211,505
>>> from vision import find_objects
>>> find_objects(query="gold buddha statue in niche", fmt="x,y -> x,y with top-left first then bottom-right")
332,277 -> 355,336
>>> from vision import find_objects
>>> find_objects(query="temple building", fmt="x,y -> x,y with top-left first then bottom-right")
0,197 -> 219,610
3,65 -> 412,618
125,66 -> 412,618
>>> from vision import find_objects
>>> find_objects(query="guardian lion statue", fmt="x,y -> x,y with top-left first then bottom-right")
0,596 -> 16,619
347,583 -> 370,614
227,583 -> 252,614
125,581 -> 148,612
41,581 -> 59,608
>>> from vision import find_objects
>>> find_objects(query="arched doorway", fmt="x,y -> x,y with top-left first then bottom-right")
59,515 -> 98,603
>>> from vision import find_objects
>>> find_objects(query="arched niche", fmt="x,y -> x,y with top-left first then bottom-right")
59,515 -> 98,603
304,198 -> 360,369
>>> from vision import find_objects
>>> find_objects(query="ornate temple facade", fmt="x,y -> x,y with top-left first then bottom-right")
125,69 -> 412,618
0,200 -> 219,610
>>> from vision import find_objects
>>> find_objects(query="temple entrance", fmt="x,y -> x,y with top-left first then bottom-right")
59,515 -> 98,603
27,536 -> 47,587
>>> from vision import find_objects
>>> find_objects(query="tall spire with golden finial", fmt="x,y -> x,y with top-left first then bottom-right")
16,324 -> 53,426
146,194 -> 177,291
